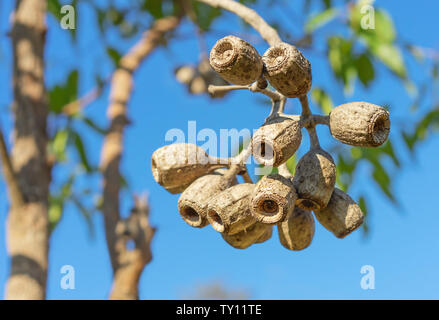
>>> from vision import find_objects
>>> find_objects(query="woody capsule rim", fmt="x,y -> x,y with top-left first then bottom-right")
207,208 -> 226,233
209,36 -> 239,69
369,109 -> 390,146
178,202 -> 206,228
262,44 -> 289,72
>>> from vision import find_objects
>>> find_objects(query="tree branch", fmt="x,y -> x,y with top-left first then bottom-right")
0,124 -> 24,207
99,14 -> 182,300
196,0 -> 282,46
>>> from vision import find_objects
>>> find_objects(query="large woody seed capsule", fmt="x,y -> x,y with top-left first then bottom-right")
251,174 -> 297,224
278,207 -> 315,251
262,42 -> 312,97
178,169 -> 236,228
210,35 -> 263,85
314,188 -> 364,238
207,183 -> 257,235
329,102 -> 390,147
252,117 -> 302,167
151,143 -> 228,194
293,148 -> 336,211
222,222 -> 272,249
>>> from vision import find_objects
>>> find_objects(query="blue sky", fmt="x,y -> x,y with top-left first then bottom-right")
1,0 -> 439,299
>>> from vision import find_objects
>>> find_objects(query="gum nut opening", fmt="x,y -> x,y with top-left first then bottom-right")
208,209 -> 225,233
211,39 -> 237,68
180,205 -> 202,225
297,198 -> 320,211
263,46 -> 287,70
371,111 -> 390,145
257,199 -> 279,216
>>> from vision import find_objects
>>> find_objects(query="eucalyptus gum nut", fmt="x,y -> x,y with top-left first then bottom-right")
210,35 -> 263,85
251,174 -> 297,224
262,42 -> 312,98
278,207 -> 315,251
222,222 -> 272,249
329,102 -> 390,147
175,65 -> 196,85
207,183 -> 257,235
293,148 -> 336,211
151,143 -> 228,194
178,169 -> 237,228
255,224 -> 273,244
314,188 -> 364,238
251,117 -> 302,167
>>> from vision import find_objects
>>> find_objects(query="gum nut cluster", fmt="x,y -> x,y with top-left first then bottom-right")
151,35 -> 391,250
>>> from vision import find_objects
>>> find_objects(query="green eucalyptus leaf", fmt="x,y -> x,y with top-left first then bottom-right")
305,8 -> 339,34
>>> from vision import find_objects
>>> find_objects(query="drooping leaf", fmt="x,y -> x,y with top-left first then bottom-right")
143,0 -> 164,19
311,87 -> 333,114
305,8 -> 339,34
106,47 -> 122,67
49,70 -> 79,113
193,2 -> 222,31
355,53 -> 375,87
71,131 -> 93,172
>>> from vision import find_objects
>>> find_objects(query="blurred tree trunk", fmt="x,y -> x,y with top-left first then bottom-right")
5,0 -> 50,300
100,15 -> 181,300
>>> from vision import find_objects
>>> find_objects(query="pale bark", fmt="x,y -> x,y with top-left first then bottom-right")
5,0 -> 50,300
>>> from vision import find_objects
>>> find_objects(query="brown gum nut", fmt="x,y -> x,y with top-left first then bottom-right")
262,42 -> 312,98
207,183 -> 257,235
278,207 -> 315,251
178,169 -> 237,228
251,117 -> 302,167
151,143 -> 227,194
251,173 -> 297,224
329,102 -> 390,147
209,35 -> 263,85
314,188 -> 364,238
222,222 -> 273,249
293,148 -> 336,211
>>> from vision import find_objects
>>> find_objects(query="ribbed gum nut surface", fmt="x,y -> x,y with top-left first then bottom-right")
222,222 -> 272,249
151,143 -> 227,194
210,35 -> 263,85
178,169 -> 236,228
278,207 -> 315,251
262,42 -> 312,97
314,188 -> 364,238
293,148 -> 336,211
251,174 -> 297,224
207,183 -> 257,235
329,102 -> 390,147
251,117 -> 302,167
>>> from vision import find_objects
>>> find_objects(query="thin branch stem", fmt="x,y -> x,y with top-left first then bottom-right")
196,0 -> 282,46
278,163 -> 293,179
299,95 -> 320,149
208,84 -> 282,101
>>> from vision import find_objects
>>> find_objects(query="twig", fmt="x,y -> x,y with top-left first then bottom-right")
299,95 -> 320,149
208,84 -> 283,101
278,163 -> 293,179
196,0 -> 282,46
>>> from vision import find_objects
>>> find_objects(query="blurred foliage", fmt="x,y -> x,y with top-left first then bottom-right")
43,0 -> 439,236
